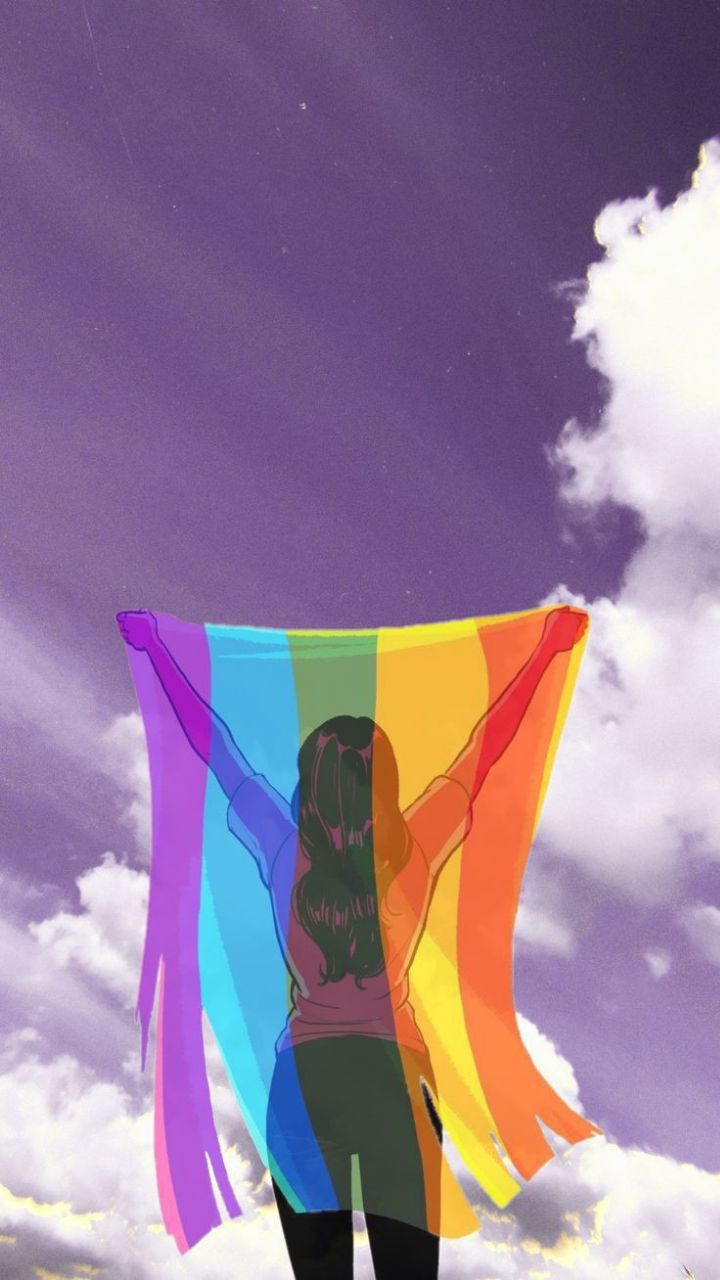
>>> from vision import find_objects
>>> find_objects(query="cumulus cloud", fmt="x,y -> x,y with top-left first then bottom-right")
0,1048 -> 293,1280
24,853 -> 263,1163
29,854 -> 148,1009
0,891 -> 132,1076
538,140 -> 720,905
555,141 -> 720,535
0,1014 -> 715,1280
3,821 -> 717,1279
0,872 -> 285,1274
441,1136 -> 720,1280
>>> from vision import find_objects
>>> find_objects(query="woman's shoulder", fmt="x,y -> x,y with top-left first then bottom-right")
402,774 -> 470,860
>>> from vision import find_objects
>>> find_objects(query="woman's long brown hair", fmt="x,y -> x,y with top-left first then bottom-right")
290,715 -> 411,988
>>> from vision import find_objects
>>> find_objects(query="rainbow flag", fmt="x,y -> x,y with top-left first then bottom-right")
122,608 -> 600,1252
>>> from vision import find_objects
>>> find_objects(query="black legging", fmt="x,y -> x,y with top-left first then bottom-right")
272,1176 -> 440,1279
267,1035 -> 443,1279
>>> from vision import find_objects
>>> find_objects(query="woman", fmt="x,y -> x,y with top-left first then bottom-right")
117,604 -> 587,1279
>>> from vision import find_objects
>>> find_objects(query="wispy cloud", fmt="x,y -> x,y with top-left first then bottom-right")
643,947 -> 672,979
0,599 -> 150,854
681,902 -> 720,965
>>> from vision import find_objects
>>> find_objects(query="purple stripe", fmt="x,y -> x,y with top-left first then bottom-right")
128,614 -> 241,1250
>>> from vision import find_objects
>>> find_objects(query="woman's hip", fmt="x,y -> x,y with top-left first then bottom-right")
266,1033 -> 442,1224
267,1033 -> 439,1156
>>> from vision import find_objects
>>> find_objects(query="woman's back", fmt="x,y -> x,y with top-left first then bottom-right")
226,756 -> 474,1054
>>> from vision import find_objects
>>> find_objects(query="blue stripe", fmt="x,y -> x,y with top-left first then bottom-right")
197,624 -> 338,1209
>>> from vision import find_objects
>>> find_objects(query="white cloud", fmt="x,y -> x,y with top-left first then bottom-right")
644,947 -> 672,979
681,902 -> 720,965
443,1137 -> 720,1280
23,849 -> 271,1172
515,863 -> 581,958
1,1014 -> 717,1280
538,140 -> 720,903
516,901 -> 574,956
0,1048 -> 293,1280
556,140 -> 720,535
0,895 -> 131,1071
1,791 -> 715,1280
29,854 -> 148,1009
435,1015 -> 719,1277
101,711 -> 151,850
514,857 -> 601,961
518,1015 -> 583,1114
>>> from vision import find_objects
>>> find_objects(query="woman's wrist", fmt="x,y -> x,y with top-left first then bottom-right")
145,629 -> 165,661
537,631 -> 558,665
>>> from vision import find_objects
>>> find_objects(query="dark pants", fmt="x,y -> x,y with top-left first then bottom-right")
267,1035 -> 443,1279
272,1176 -> 440,1279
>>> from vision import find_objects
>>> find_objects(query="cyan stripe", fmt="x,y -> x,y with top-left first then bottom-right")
197,624 -> 337,1208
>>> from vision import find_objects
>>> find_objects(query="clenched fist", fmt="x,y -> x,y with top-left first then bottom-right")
117,610 -> 159,652
541,605 -> 588,654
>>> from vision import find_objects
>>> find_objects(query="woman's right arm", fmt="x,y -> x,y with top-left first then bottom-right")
118,610 -> 296,886
117,610 -> 253,800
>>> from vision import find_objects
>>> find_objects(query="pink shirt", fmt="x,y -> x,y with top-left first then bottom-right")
227,733 -> 482,1055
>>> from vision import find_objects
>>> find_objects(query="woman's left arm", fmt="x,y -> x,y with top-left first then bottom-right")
403,607 -> 588,873
446,606 -> 588,801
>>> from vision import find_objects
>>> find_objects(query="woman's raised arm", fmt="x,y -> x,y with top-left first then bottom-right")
117,610 -> 253,800
446,606 -> 588,800
403,606 -> 588,873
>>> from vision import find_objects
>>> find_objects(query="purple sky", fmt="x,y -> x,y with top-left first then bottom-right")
1,2 -> 719,1275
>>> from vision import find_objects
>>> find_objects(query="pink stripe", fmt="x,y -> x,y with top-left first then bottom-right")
154,961 -> 188,1252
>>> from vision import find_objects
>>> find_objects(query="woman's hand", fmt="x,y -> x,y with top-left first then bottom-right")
541,605 -> 588,654
117,610 -> 159,652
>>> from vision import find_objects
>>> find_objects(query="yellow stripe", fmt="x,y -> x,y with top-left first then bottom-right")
375,619 -> 520,1233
